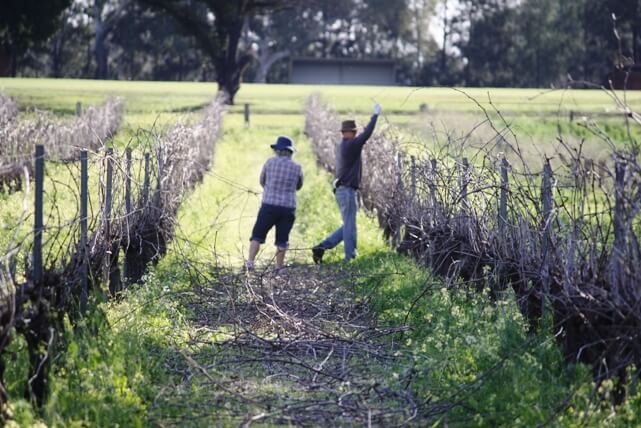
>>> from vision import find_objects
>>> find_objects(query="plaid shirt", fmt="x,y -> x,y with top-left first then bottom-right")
260,156 -> 303,208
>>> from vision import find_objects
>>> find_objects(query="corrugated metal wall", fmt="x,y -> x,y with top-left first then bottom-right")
290,60 -> 395,85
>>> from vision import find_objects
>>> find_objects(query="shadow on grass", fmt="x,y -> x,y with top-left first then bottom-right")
148,263 -> 423,426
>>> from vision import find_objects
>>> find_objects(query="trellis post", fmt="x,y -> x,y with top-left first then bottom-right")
33,145 -> 45,285
80,150 -> 88,313
103,148 -> 113,289
499,157 -> 509,230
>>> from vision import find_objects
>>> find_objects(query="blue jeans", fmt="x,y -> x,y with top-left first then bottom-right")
318,186 -> 358,260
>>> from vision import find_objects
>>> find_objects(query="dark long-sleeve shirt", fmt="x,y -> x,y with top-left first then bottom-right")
335,114 -> 378,189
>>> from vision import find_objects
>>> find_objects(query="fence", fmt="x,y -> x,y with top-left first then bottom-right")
305,94 -> 641,398
0,98 -> 223,407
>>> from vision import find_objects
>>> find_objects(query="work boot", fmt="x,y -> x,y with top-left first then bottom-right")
312,246 -> 325,265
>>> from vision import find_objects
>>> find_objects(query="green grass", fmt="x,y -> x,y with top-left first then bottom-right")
0,134 -> 166,282
172,111 -> 384,267
0,78 -> 213,131
0,78 -> 214,115
231,83 -> 641,114
0,79 -> 216,278
2,79 -> 641,426
3,77 -> 640,123
2,77 -> 638,160
349,251 -> 641,427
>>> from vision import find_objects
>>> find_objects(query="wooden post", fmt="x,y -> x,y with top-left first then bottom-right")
499,157 -> 509,230
410,155 -> 417,203
244,103 -> 250,127
154,147 -> 163,205
33,145 -> 45,285
76,101 -> 82,117
125,148 -> 132,216
80,150 -> 88,313
396,152 -> 404,189
611,160 -> 626,304
563,161 -> 580,294
541,160 -> 553,310
123,148 -> 132,284
103,148 -> 113,288
429,158 -> 437,208
157,148 -> 163,192
460,157 -> 469,212
541,162 -> 553,240
142,152 -> 150,206
394,152 -> 404,246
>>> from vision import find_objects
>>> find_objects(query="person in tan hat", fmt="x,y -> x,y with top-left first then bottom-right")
312,103 -> 382,263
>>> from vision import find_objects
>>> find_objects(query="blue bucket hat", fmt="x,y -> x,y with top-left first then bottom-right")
271,135 -> 295,152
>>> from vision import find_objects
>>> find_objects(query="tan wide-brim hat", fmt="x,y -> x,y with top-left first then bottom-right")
340,120 -> 357,132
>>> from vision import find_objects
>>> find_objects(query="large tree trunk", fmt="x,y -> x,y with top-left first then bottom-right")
213,8 -> 251,104
93,1 -> 128,80
95,36 -> 109,79
10,50 -> 16,77
255,48 -> 290,83
0,47 -> 11,77
633,22 -> 640,64
139,0 -> 262,104
94,5 -> 109,80
440,0 -> 449,82
51,29 -> 66,78
216,53 -> 252,104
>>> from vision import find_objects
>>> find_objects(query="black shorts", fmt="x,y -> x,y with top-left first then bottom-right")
250,203 -> 296,248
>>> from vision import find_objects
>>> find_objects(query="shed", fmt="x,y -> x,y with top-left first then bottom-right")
289,57 -> 396,85
607,64 -> 641,90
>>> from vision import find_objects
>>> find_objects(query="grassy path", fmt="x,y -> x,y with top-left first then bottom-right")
5,81 -> 634,426
100,106 -> 615,427
170,112 -> 385,266
147,266 -> 417,425
103,111 -> 420,426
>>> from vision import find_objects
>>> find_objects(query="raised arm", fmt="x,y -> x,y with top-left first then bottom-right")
351,104 -> 382,148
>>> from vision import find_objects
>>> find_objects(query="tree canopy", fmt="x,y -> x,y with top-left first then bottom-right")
0,0 -> 71,76
7,0 -> 641,92
137,0 -> 300,103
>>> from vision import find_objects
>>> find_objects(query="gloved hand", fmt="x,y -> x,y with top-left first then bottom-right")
373,103 -> 382,115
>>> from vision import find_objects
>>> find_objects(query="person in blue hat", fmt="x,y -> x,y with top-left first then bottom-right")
246,136 -> 303,271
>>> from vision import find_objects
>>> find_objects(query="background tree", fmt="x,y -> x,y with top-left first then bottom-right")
456,0 -> 519,86
110,7 -> 208,81
6,0 -> 640,89
0,0 -> 71,76
138,0 -> 299,103
609,0 -> 641,65
245,0 -> 427,84
92,0 -> 132,79
447,0 -> 640,88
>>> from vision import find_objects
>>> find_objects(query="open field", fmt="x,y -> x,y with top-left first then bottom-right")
2,79 -> 641,426
0,79 -> 212,130
233,83 -> 641,115
3,78 -> 638,166
3,77 -> 641,116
